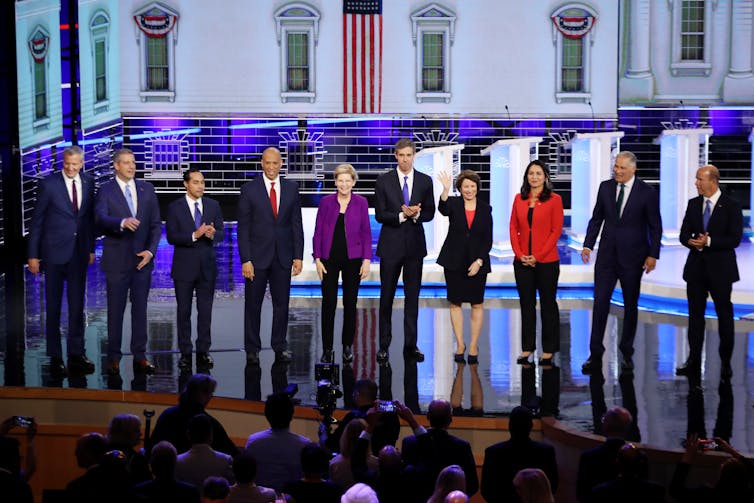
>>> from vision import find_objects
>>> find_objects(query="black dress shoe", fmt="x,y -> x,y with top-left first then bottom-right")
538,356 -> 554,367
516,354 -> 532,365
50,357 -> 67,376
178,354 -> 193,371
342,346 -> 354,364
196,352 -> 214,370
721,361 -> 733,379
675,360 -> 700,376
68,354 -> 95,374
133,359 -> 156,375
246,351 -> 260,365
404,347 -> 425,362
275,350 -> 293,364
106,361 -> 120,376
376,349 -> 389,366
620,356 -> 634,372
320,349 -> 334,363
581,358 -> 600,375
454,353 -> 466,364
467,354 -> 479,365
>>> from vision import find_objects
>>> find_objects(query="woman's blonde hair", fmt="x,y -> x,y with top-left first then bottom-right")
334,163 -> 358,182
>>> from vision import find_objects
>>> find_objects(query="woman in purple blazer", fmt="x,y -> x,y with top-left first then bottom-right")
313,164 -> 372,364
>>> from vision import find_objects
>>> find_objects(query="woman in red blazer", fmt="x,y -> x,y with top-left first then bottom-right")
312,164 -> 372,364
509,160 -> 563,366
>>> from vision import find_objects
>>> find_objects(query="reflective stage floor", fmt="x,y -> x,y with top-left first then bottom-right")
1,231 -> 753,456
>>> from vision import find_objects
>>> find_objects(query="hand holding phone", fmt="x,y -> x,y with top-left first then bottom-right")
377,401 -> 395,413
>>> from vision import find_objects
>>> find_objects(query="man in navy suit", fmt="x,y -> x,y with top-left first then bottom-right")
95,148 -> 162,375
581,151 -> 662,374
237,147 -> 304,365
166,167 -> 224,373
27,145 -> 96,376
374,139 -> 435,365
676,165 -> 742,379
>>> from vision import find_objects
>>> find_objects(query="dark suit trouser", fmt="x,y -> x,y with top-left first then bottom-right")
379,256 -> 423,351
44,256 -> 88,358
513,260 -> 560,353
105,263 -> 152,362
174,277 -> 215,355
590,260 -> 643,358
244,262 -> 291,353
686,277 -> 734,364
320,257 -> 362,350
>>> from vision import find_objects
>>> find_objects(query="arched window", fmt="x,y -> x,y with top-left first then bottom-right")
133,2 -> 179,102
550,3 -> 598,103
274,3 -> 321,103
411,3 -> 456,103
90,11 -> 110,108
28,26 -> 51,124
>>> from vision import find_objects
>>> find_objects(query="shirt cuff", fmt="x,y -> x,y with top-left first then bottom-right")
398,212 -> 407,223
706,236 -> 711,247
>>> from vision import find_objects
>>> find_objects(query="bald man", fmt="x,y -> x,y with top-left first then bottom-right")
237,147 -> 304,365
676,165 -> 742,379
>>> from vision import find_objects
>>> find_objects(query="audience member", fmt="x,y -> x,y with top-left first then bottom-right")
591,444 -> 665,502
68,449 -> 136,503
325,379 -> 377,453
0,437 -> 33,503
282,443 -> 342,503
228,451 -> 277,503
177,414 -> 235,487
133,441 -> 200,503
202,476 -> 231,503
1,415 -> 38,482
402,400 -> 479,501
340,482 -> 379,503
444,489 -> 470,503
245,391 -> 310,492
65,432 -> 108,500
147,374 -> 239,457
428,464 -> 467,503
513,468 -> 554,503
576,406 -> 633,502
480,406 -> 558,503
329,419 -> 376,491
670,434 -> 754,502
107,413 -> 151,485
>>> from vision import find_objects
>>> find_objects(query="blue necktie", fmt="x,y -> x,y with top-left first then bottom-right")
402,176 -> 410,206
703,199 -> 711,231
194,201 -> 202,229
124,183 -> 136,217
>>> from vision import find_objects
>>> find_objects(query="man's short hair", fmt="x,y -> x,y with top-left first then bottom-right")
63,145 -> 84,159
187,414 -> 213,445
202,476 -> 230,500
601,407 -> 632,438
113,148 -> 134,164
183,166 -> 203,182
181,374 -> 217,406
300,442 -> 329,477
353,379 -> 378,403
264,392 -> 295,429
232,450 -> 258,484
107,413 -> 142,447
509,406 -> 533,438
700,164 -> 720,183
149,441 -> 178,479
427,400 -> 452,429
616,151 -> 637,167
75,432 -> 108,469
394,138 -> 416,153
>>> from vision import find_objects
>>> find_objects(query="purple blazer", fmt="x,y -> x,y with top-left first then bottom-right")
312,193 -> 372,260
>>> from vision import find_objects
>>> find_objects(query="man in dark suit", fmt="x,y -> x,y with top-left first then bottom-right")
481,405 -> 558,503
581,151 -> 662,374
676,165 -> 742,379
401,400 -> 478,502
374,138 -> 435,364
166,168 -> 224,373
237,147 -> 304,364
27,145 -> 96,376
95,148 -> 161,376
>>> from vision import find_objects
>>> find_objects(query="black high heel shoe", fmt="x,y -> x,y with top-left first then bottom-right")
467,354 -> 479,365
342,346 -> 354,364
454,353 -> 466,364
320,349 -> 335,363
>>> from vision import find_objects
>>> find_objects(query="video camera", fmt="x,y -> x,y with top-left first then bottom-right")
314,362 -> 342,420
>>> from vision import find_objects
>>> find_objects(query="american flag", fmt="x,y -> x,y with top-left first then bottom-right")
343,0 -> 382,113
353,307 -> 378,380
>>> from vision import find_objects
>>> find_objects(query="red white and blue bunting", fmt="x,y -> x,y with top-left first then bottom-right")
133,10 -> 178,38
551,12 -> 596,40
28,31 -> 49,62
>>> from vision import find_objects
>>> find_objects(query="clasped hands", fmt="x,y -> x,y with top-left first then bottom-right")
193,222 -> 216,240
688,232 -> 708,251
401,203 -> 421,220
519,255 -> 538,268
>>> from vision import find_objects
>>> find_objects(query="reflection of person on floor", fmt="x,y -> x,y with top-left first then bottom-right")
580,151 -> 662,375
510,160 -> 563,367
437,170 -> 492,366
374,139 -> 435,365
675,165 -> 742,380
312,164 -> 372,365
450,361 -> 483,416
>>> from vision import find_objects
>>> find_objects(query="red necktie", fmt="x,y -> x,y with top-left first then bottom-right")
72,179 -> 79,215
270,182 -> 278,219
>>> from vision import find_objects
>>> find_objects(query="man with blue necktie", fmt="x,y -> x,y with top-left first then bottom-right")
676,165 -> 742,379
27,146 -> 96,376
95,148 -> 161,376
166,167 -> 224,373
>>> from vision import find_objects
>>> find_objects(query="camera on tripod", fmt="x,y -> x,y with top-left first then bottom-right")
314,362 -> 342,418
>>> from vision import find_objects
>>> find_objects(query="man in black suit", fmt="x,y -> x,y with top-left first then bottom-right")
676,165 -> 742,379
237,147 -> 304,364
374,138 -> 435,364
27,145 -> 96,376
166,168 -> 224,373
401,400 -> 478,501
95,148 -> 162,376
481,406 -> 558,503
581,151 -> 662,374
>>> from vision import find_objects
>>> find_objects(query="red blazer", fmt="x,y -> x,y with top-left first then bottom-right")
509,192 -> 563,263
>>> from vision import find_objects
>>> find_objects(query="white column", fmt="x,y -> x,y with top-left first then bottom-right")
620,0 -> 654,101
723,0 -> 754,102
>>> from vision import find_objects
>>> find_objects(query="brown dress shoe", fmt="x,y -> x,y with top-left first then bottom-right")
133,359 -> 156,375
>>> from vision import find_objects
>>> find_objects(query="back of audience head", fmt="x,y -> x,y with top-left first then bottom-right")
509,406 -> 534,439
150,441 -> 178,480
513,468 -> 554,503
353,379 -> 378,406
429,465 -> 466,503
264,392 -> 295,430
202,476 -> 230,503
188,413 -> 214,446
444,490 -> 470,503
75,432 -> 108,469
341,482 -> 379,503
233,450 -> 258,484
616,443 -> 648,478
601,406 -> 633,438
301,442 -> 329,479
372,411 -> 400,452
340,418 -> 366,458
428,400 -> 453,429
717,457 -> 750,494
378,445 -> 402,474
181,374 -> 218,408
100,449 -> 131,487
107,413 -> 142,448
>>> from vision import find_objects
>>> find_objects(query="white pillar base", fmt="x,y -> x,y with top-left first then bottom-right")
723,74 -> 754,103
